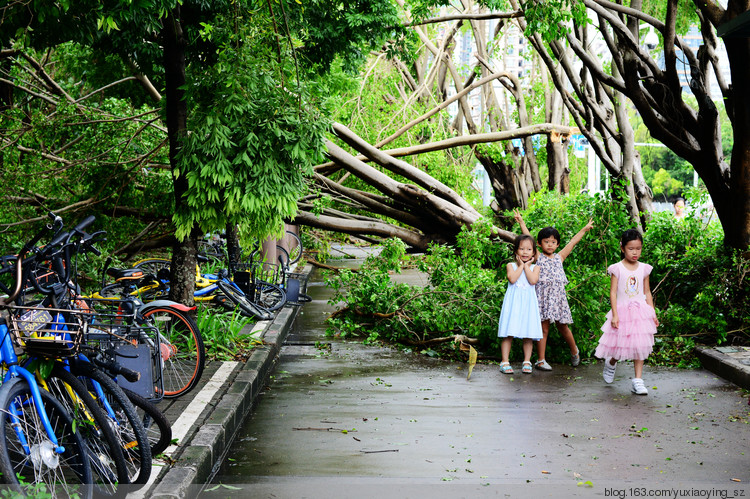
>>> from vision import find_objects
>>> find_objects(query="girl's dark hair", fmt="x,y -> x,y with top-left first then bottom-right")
620,229 -> 643,248
536,227 -> 560,244
514,234 -> 537,257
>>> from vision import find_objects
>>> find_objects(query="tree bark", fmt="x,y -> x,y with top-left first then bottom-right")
162,7 -> 197,306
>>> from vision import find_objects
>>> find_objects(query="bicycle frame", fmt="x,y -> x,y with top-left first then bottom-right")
0,319 -> 66,454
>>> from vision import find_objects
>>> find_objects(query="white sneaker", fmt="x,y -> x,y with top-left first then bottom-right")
631,378 -> 648,395
602,358 -> 617,383
571,350 -> 581,367
535,360 -> 552,371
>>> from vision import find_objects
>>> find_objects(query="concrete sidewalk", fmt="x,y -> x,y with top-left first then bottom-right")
696,345 -> 750,390
142,296 -> 301,498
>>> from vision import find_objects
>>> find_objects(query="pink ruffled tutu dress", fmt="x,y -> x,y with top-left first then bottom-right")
595,261 -> 657,361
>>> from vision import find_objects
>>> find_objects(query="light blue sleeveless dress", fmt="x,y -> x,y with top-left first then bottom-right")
498,263 -> 543,340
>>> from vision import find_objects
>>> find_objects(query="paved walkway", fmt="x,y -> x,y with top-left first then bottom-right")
141,261 -> 750,498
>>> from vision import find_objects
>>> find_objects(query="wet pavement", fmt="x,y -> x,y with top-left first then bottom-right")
205,263 -> 750,498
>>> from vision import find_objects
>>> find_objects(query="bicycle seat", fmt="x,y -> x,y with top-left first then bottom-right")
106,267 -> 145,281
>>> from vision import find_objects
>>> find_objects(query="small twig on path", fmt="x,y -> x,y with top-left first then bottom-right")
359,449 -> 399,454
292,427 -> 356,432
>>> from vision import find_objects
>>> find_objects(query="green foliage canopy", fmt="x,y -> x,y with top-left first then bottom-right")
175,40 -> 329,240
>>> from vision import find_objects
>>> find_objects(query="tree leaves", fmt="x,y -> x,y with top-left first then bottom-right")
174,37 -> 329,242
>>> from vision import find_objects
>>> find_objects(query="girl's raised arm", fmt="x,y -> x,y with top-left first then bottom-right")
514,208 -> 531,236
559,218 -> 594,262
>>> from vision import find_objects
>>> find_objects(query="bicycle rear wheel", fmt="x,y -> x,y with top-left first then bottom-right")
0,377 -> 93,498
139,306 -> 205,399
197,240 -> 225,263
98,282 -> 131,299
280,230 -> 303,266
122,388 -> 172,456
253,280 -> 286,311
132,258 -> 171,276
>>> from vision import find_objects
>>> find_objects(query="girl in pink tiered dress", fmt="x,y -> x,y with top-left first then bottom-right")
595,229 -> 659,395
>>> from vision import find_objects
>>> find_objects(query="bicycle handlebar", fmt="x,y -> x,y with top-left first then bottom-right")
27,218 -> 104,295
91,356 -> 141,383
72,215 -> 96,235
0,212 -> 60,306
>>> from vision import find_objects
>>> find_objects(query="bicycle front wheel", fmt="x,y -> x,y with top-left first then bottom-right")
0,377 -> 93,498
217,280 -> 274,320
140,306 -> 205,399
45,366 -> 129,495
70,361 -> 152,485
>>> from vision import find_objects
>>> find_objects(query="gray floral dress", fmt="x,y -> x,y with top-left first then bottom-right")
536,253 -> 573,324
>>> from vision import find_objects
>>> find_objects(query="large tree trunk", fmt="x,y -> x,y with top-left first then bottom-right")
719,35 -> 750,249
297,124 -> 530,248
302,120 -> 575,250
544,69 -> 571,193
546,135 -> 570,194
162,8 -> 197,306
476,152 -> 526,211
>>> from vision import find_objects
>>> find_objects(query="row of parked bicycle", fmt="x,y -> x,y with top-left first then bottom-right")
96,229 -> 309,321
0,213 -> 305,496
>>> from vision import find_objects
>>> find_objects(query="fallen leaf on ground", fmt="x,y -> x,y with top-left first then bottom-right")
467,345 -> 477,380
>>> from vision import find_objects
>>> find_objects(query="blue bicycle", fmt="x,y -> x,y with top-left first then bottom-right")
3,214 -> 155,490
0,214 -> 93,497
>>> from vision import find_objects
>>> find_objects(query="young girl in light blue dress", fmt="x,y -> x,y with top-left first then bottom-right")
498,234 -> 543,374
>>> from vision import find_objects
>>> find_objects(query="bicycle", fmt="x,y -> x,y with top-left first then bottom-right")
198,229 -> 302,311
135,257 -> 287,313
90,262 -> 207,399
10,214 -> 155,486
0,213 -> 94,496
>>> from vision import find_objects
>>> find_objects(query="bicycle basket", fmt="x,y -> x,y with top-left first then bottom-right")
231,261 -> 281,288
283,271 -> 310,306
83,321 -> 163,401
8,305 -> 84,358
253,262 -> 281,284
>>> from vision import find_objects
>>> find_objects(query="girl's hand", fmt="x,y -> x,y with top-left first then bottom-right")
583,218 -> 594,232
653,310 -> 660,327
611,315 -> 619,329
513,208 -> 523,225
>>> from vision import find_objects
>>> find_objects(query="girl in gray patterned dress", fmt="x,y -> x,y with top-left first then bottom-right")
515,209 -> 593,370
